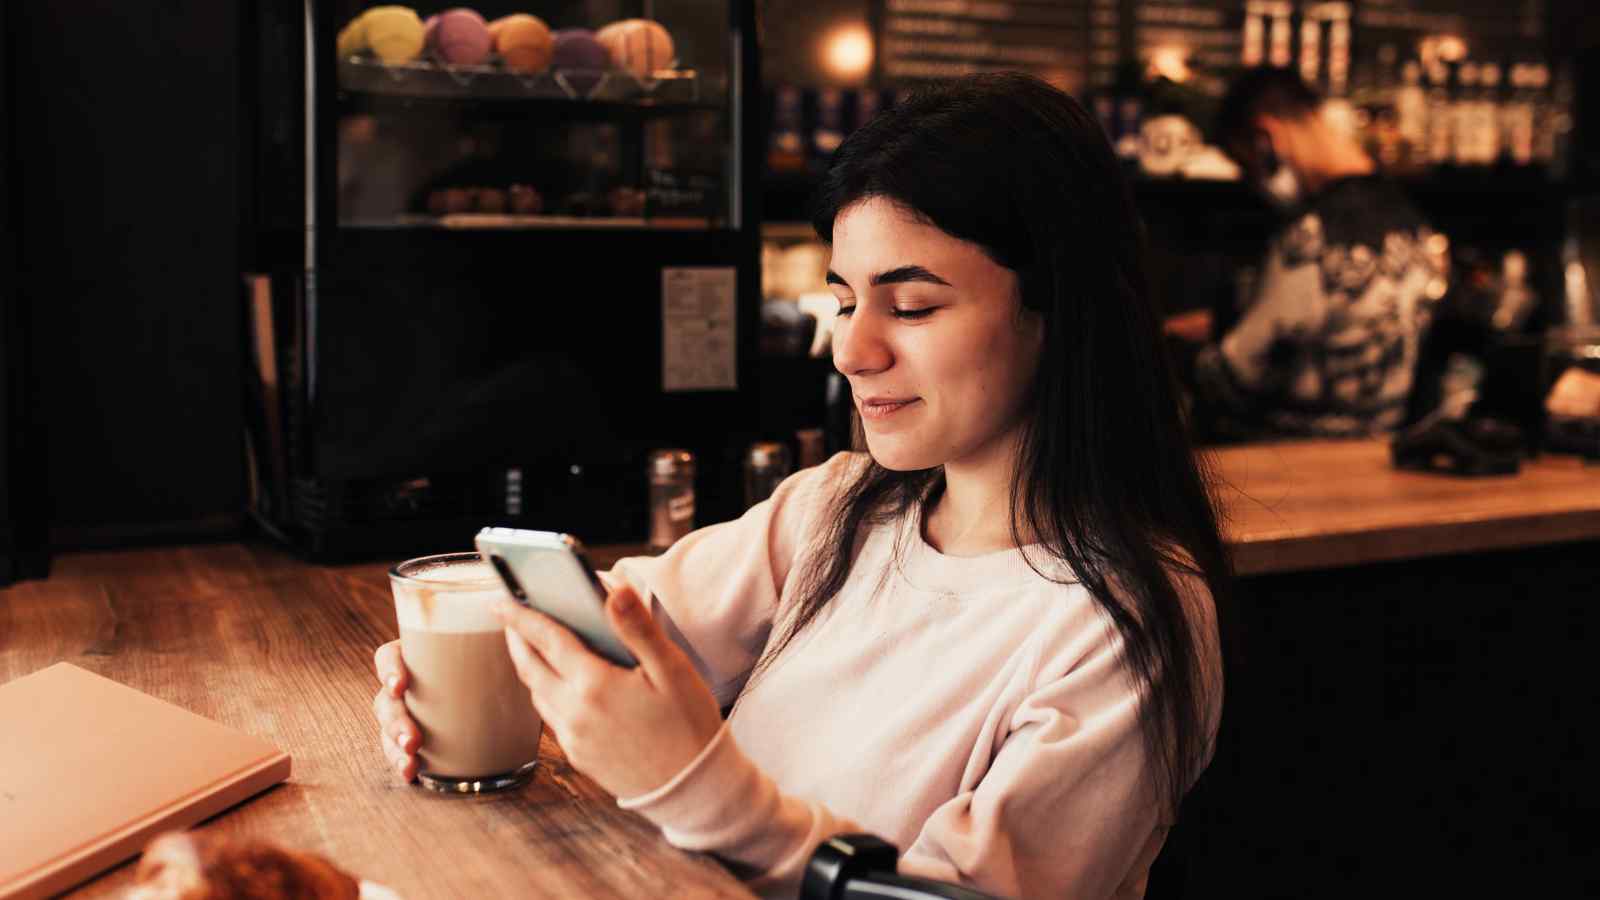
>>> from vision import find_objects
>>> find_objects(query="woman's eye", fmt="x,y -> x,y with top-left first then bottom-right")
893,307 -> 936,320
836,305 -> 856,317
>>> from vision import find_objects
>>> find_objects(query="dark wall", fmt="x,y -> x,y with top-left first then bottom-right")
11,1 -> 243,545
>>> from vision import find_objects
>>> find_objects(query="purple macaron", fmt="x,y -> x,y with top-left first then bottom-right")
551,28 -> 611,92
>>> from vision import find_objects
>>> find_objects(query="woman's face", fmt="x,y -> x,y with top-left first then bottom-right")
828,197 -> 1044,472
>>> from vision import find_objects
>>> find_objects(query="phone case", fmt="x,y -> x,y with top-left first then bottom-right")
474,527 -> 638,668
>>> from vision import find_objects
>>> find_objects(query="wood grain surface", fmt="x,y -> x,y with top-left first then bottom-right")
1207,438 -> 1600,575
0,543 -> 753,899
600,439 -> 1600,577
5,440 -> 1595,896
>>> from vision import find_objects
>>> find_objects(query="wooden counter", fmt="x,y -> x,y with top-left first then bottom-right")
0,544 -> 753,899
592,439 -> 1600,578
1207,438 -> 1600,575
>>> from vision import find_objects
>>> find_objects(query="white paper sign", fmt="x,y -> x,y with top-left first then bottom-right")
661,266 -> 738,392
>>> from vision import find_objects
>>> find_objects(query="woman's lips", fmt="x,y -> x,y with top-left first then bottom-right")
858,397 -> 920,420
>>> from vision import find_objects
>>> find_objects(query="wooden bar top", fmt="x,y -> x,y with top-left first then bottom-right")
593,439 -> 1599,577
1206,438 -> 1600,575
0,544 -> 753,899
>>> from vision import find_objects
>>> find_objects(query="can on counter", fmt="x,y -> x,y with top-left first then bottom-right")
744,441 -> 793,509
648,449 -> 695,553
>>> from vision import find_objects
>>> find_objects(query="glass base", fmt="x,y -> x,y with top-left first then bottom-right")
417,760 -> 537,794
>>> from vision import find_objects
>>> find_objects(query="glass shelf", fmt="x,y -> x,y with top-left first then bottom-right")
344,213 -> 713,230
337,57 -> 723,107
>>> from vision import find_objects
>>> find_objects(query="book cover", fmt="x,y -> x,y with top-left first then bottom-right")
0,663 -> 291,900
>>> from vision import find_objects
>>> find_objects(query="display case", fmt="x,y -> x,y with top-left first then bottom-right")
243,1 -> 761,559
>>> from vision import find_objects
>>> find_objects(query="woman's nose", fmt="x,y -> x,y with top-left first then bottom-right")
832,310 -> 892,376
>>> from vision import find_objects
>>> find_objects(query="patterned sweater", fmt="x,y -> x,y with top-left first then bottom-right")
1195,175 -> 1446,438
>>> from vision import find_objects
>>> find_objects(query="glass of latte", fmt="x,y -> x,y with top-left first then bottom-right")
389,552 -> 542,793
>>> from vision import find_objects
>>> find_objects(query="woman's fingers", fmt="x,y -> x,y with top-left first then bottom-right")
371,643 -> 420,784
603,584 -> 686,687
374,641 -> 409,696
373,690 -> 418,751
380,732 -> 416,783
503,621 -> 559,698
494,600 -> 606,680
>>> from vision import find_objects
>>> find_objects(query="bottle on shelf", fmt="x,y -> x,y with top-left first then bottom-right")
1424,60 -> 1453,169
1451,61 -> 1478,168
767,86 -> 805,174
1394,60 -> 1427,171
1529,64 -> 1556,168
1476,63 -> 1502,166
812,88 -> 846,161
1325,4 -> 1351,98
1503,63 -> 1536,168
1546,62 -> 1576,179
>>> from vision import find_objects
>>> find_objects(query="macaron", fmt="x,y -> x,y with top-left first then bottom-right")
551,29 -> 611,92
595,19 -> 674,79
360,6 -> 426,65
489,14 -> 554,74
427,8 -> 492,66
336,17 -> 367,59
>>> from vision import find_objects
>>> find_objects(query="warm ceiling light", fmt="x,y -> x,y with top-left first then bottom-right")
1435,35 -> 1467,62
822,24 -> 873,82
1148,45 -> 1191,83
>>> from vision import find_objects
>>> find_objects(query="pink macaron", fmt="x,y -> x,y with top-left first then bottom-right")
427,8 -> 492,66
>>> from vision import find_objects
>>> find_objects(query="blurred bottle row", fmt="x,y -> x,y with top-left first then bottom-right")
1348,47 -> 1576,177
765,85 -> 905,178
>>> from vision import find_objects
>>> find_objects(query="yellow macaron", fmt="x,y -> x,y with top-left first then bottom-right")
360,6 -> 425,64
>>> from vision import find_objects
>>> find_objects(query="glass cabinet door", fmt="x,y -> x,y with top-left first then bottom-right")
330,1 -> 735,229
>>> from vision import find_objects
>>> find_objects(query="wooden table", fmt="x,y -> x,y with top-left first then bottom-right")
5,439 -> 1596,897
0,543 -> 754,899
1206,438 -> 1600,575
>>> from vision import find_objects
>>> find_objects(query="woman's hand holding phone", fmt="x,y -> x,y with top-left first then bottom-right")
494,582 -> 723,800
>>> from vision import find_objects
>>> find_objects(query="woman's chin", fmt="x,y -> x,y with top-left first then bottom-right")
863,436 -> 940,472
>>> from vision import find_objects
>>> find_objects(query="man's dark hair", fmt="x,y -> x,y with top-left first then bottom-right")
1213,66 -> 1324,149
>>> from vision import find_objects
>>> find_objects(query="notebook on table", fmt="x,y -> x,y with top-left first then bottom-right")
0,662 -> 292,900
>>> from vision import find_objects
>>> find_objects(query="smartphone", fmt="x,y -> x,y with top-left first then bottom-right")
474,527 -> 638,668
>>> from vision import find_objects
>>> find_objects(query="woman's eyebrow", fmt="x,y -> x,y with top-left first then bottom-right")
825,265 -> 952,288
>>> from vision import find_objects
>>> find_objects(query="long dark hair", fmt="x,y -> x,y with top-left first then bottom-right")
756,73 -> 1230,820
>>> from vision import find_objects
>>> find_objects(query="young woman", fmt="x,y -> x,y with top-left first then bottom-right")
373,72 -> 1228,900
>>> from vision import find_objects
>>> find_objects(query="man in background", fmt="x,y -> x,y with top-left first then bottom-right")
1168,67 -> 1447,439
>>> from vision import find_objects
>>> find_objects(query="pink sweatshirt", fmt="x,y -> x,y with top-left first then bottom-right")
600,452 -> 1222,900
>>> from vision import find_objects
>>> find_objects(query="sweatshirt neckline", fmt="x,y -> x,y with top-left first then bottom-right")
889,511 -> 1068,595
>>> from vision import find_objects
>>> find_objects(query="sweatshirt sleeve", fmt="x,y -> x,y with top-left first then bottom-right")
616,614 -> 1156,900
616,721 -> 866,894
597,451 -> 857,706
